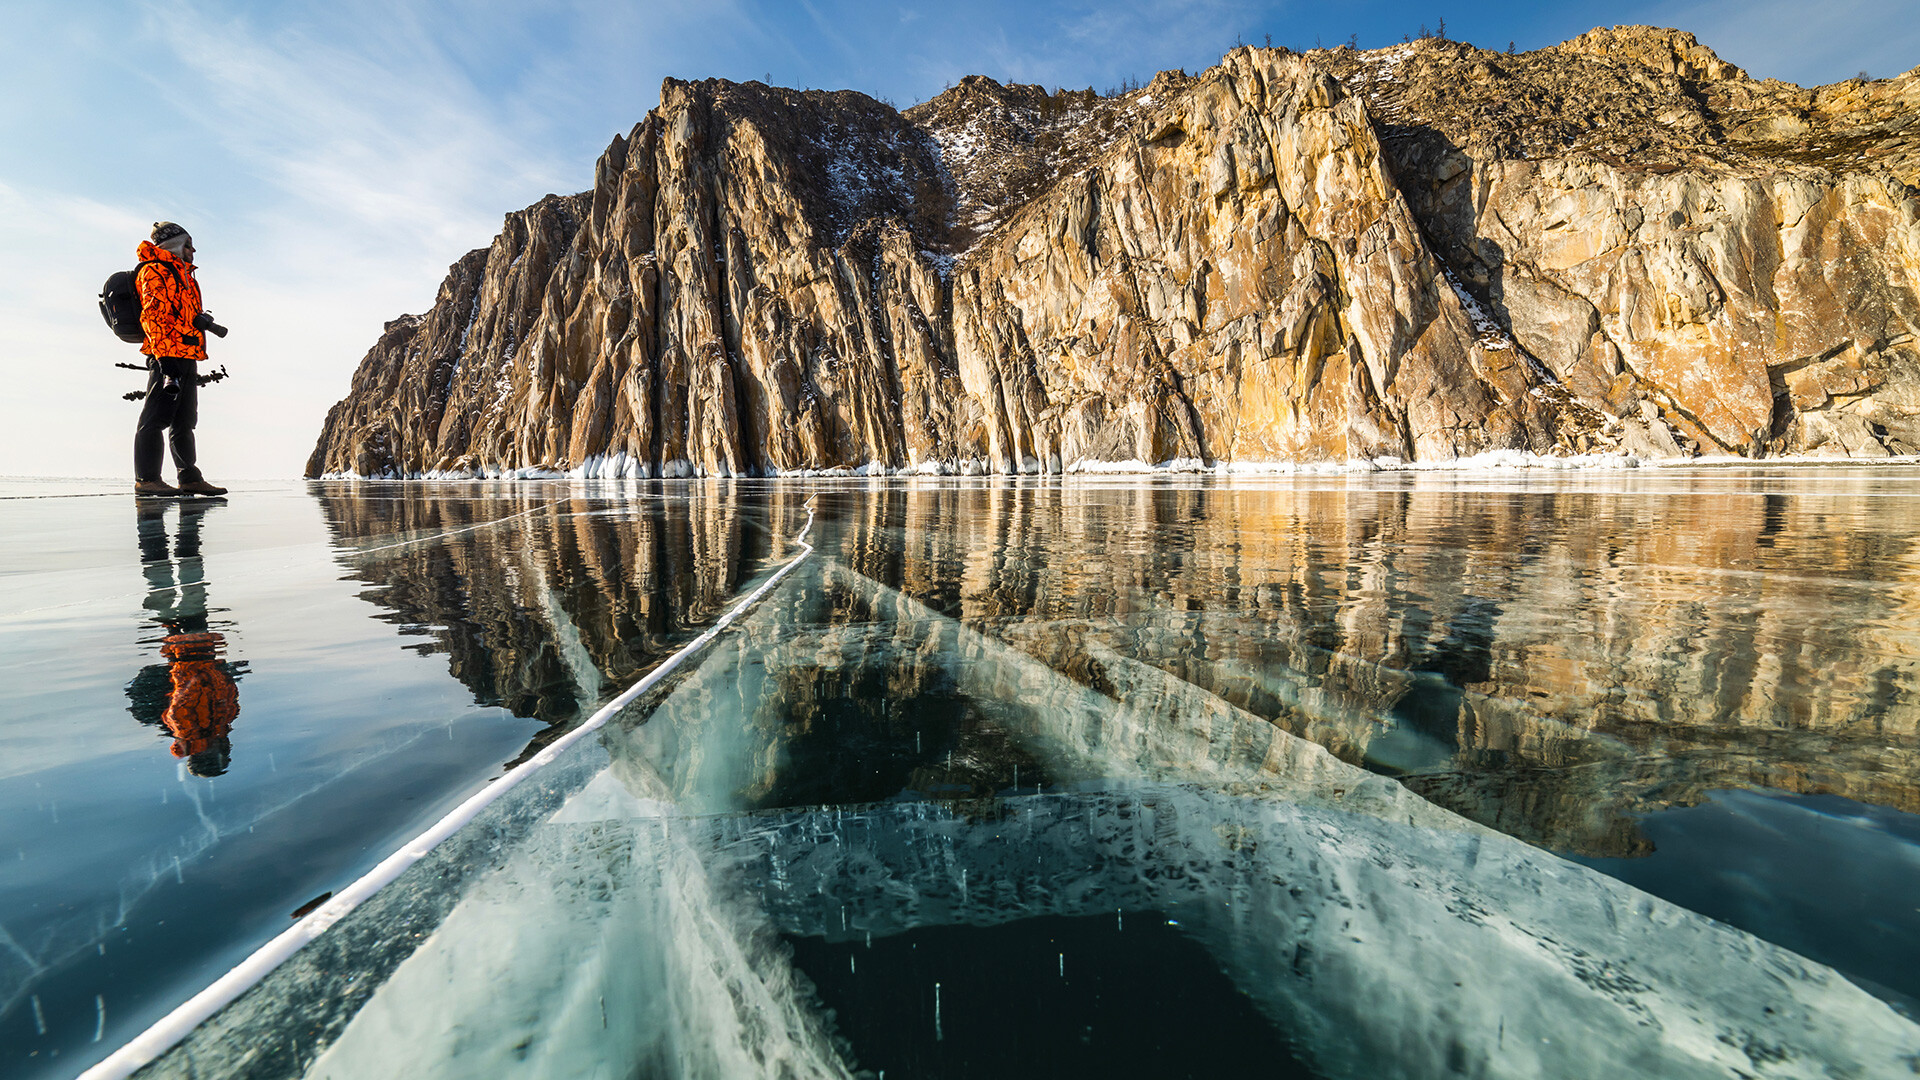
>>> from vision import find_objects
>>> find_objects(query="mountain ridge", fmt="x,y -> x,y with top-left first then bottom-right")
307,26 -> 1920,477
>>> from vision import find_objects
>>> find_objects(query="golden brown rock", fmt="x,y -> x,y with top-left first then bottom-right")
308,29 -> 1920,476
1326,27 -> 1920,457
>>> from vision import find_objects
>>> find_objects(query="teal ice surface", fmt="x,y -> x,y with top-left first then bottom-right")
0,480 -> 737,1079
8,471 -> 1920,1080
129,470 -> 1920,1080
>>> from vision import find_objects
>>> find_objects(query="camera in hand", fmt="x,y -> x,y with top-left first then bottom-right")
193,311 -> 229,339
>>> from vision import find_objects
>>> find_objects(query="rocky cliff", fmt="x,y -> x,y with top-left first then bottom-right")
307,27 -> 1920,477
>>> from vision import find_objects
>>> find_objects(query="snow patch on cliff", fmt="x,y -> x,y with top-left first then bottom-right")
911,79 -> 1143,256
1443,268 -> 1514,351
1348,45 -> 1418,123
808,126 -> 930,243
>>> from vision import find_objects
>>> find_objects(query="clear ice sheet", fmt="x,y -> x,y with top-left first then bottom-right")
9,473 -> 1920,1078
152,544 -> 1920,1079
0,481 -> 790,1077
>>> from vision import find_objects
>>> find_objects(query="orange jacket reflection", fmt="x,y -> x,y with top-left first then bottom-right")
160,631 -> 239,758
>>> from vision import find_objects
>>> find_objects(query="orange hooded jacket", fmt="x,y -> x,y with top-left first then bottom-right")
136,240 -> 207,362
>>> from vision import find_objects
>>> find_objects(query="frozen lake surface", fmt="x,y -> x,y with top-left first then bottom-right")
3,472 -> 1918,1078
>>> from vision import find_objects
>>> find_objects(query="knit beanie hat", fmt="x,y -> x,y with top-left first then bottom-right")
151,221 -> 192,256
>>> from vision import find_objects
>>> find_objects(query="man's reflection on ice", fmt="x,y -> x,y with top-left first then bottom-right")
125,499 -> 246,776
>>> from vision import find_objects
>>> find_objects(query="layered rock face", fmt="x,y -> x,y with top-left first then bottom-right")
308,28 -> 1920,476
1328,27 -> 1920,456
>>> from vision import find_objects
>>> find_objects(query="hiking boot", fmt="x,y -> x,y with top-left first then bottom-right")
135,479 -> 182,497
177,477 -> 228,496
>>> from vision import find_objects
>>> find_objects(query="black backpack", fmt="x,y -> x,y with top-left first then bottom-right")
99,260 -> 177,344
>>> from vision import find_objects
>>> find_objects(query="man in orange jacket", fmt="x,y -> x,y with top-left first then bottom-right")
134,221 -> 227,496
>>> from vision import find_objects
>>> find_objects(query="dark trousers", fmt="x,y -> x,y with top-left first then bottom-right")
134,357 -> 202,483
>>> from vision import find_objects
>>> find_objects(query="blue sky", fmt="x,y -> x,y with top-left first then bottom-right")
5,0 -> 1914,479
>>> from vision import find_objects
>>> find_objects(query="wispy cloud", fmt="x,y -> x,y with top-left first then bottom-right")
0,0 -> 763,477
142,1 -> 569,266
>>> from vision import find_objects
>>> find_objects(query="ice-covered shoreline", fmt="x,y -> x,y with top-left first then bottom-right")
314,449 -> 1920,482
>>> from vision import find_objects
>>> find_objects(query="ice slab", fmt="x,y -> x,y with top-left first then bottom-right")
133,555 -> 1919,1079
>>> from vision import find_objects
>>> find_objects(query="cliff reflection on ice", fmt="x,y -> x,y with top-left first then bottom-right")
311,475 -> 1920,858
142,474 -> 1920,1078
